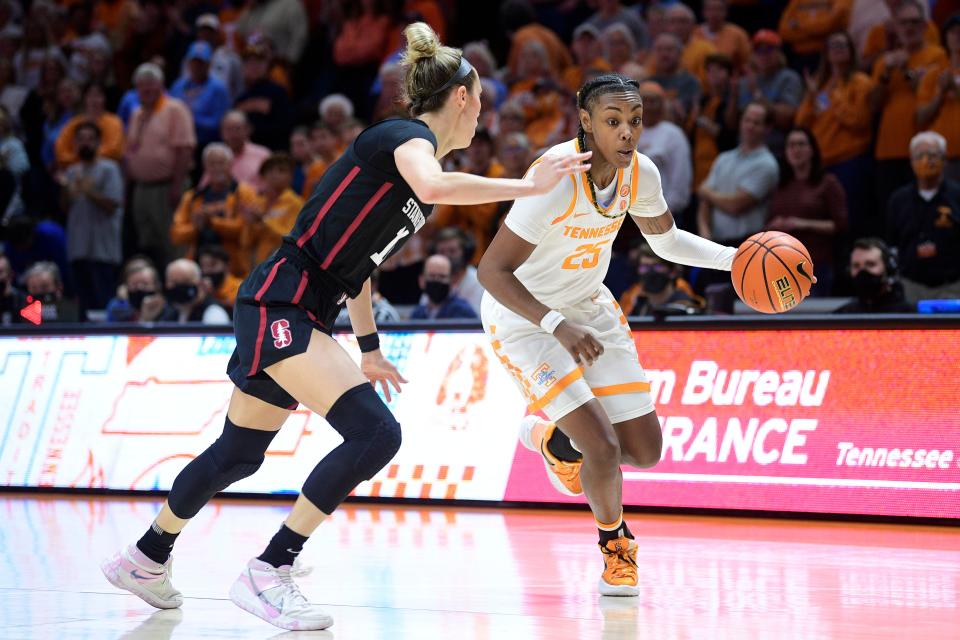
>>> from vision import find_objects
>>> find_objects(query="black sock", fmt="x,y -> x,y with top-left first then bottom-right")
546,427 -> 582,462
136,521 -> 180,565
598,519 -> 633,546
257,524 -> 309,568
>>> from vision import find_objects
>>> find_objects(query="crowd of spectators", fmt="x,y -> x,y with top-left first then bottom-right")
1,0 -> 959,326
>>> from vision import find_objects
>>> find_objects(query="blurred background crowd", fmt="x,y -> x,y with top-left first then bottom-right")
1,0 -> 959,326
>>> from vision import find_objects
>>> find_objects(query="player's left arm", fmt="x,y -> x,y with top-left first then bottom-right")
630,154 -> 736,271
346,279 -> 407,400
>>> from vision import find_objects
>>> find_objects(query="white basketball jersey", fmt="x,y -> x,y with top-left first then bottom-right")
504,139 -> 668,309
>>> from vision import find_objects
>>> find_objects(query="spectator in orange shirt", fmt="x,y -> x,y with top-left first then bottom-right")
503,0 -> 572,80
243,152 -> 303,267
665,3 -> 718,81
695,0 -> 751,72
430,129 -> 505,265
563,24 -> 612,93
170,142 -> 258,277
779,0 -> 853,68
916,14 -> 960,182
861,0 -> 939,73
508,41 -> 568,149
197,243 -> 241,311
869,0 -> 948,215
54,82 -> 123,168
301,122 -> 341,198
689,54 -> 739,190
796,31 -> 875,234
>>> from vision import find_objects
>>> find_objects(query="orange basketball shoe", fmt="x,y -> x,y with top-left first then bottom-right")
598,537 -> 639,597
519,415 -> 582,496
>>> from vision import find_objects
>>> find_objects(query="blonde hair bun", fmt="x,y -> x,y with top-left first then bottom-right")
402,22 -> 440,65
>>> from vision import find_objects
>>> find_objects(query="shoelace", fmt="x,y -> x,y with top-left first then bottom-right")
601,543 -> 638,580
273,569 -> 310,607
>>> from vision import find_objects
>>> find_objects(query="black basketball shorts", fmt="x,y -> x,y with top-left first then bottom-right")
227,250 -> 344,409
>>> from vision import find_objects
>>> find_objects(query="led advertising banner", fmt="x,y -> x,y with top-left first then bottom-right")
1,329 -> 958,518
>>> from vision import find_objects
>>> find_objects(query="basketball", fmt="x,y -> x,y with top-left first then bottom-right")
731,231 -> 815,314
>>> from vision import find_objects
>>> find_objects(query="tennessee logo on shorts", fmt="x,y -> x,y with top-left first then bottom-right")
532,362 -> 558,387
271,319 -> 292,349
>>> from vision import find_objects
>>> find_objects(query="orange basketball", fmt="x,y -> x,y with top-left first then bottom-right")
731,232 -> 815,314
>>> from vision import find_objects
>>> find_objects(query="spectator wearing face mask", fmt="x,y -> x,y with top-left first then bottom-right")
411,254 -> 478,320
105,259 -> 168,323
430,227 -> 484,314
0,253 -> 28,324
158,258 -> 230,324
22,260 -> 80,322
197,243 -> 241,310
835,237 -> 913,313
619,244 -> 704,316
59,120 -> 123,316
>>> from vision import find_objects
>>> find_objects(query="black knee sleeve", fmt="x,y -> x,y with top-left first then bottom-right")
167,418 -> 278,519
301,384 -> 401,514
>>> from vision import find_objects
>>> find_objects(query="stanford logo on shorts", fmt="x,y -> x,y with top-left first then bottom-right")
271,319 -> 292,349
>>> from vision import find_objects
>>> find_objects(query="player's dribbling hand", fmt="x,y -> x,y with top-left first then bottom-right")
361,351 -> 409,403
553,321 -> 604,366
531,152 -> 592,195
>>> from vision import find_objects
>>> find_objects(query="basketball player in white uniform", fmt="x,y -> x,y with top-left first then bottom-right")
478,74 -> 738,596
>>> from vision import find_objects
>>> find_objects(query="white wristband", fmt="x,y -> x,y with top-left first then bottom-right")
539,310 -> 565,334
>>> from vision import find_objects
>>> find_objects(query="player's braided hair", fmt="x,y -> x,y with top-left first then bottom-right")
575,74 -> 640,217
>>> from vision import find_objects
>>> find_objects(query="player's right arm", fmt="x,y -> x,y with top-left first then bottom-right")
477,172 -> 603,366
394,138 -> 590,205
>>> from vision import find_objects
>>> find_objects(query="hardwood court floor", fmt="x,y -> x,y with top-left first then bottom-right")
0,494 -> 957,639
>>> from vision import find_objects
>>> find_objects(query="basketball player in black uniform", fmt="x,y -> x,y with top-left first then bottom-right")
100,22 -> 590,631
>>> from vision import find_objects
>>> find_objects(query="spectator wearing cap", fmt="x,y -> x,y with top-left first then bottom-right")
242,152 -> 303,266
796,31 -> 874,235
125,62 -> 196,269
171,41 -> 231,150
503,0 -> 572,80
637,81 -> 692,217
779,0 -> 853,67
431,129 -> 505,264
738,30 -> 803,156
234,39 -> 293,151
917,14 -> 960,182
648,33 -> 702,124
59,120 -> 124,314
886,131 -> 960,302
234,0 -> 308,65
581,0 -> 649,51
563,24 -> 612,93
861,0 -> 940,73
194,13 -> 244,101
694,0 -> 751,72
665,3 -> 718,82
689,54 -> 739,190
171,142 -> 258,277
869,0 -> 948,216
219,110 -> 270,191
55,83 -> 124,168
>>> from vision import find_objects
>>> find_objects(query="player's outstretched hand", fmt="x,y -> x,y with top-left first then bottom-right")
531,152 -> 592,196
361,351 -> 408,403
553,320 -> 604,366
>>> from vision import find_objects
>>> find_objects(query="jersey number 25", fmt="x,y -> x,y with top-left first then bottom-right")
561,240 -> 610,270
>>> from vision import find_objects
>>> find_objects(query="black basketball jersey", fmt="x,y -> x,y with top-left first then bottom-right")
282,118 -> 438,299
